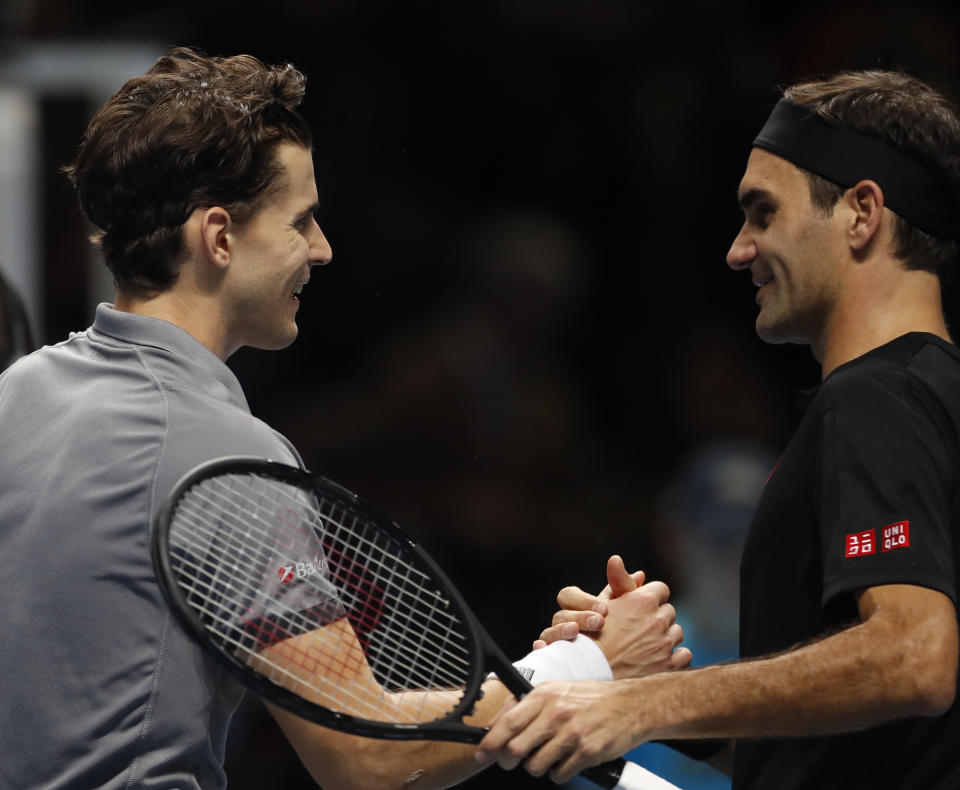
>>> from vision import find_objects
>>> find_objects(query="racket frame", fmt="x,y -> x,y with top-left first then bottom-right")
152,456 -> 628,788
151,455 -> 516,743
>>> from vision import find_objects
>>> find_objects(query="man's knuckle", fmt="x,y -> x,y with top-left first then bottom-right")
524,758 -> 546,777
580,741 -> 600,762
554,703 -> 575,724
557,585 -> 577,602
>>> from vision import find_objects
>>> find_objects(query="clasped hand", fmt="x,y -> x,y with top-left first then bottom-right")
538,554 -> 690,678
475,555 -> 690,782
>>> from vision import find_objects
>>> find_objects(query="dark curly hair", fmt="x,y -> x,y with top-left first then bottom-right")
64,47 -> 313,294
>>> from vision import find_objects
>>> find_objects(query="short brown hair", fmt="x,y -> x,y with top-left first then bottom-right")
784,70 -> 960,285
65,47 -> 312,293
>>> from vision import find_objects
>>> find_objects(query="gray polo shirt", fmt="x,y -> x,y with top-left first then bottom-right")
0,304 -> 303,789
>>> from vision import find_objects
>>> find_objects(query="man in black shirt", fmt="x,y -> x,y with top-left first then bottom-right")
477,70 -> 960,789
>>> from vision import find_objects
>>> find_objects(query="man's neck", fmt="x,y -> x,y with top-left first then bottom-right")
816,268 -> 950,379
113,289 -> 231,360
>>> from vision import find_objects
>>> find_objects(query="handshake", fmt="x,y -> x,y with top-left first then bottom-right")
477,555 -> 691,784
531,554 -> 690,679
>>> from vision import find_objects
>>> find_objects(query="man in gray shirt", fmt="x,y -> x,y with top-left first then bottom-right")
0,47 -> 687,789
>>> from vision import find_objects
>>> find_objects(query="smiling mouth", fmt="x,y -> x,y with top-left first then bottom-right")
753,272 -> 774,288
751,270 -> 774,306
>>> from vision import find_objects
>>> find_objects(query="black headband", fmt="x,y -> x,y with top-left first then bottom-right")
753,98 -> 958,238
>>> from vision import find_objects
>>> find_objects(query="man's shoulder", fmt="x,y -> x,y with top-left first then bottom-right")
0,332 -> 100,397
163,387 -> 295,453
826,333 -> 960,394
155,407 -> 301,505
818,334 -> 960,440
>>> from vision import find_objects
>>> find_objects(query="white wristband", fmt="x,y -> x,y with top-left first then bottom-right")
491,635 -> 613,686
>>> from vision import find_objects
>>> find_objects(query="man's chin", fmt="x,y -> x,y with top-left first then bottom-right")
249,326 -> 299,352
755,315 -> 806,346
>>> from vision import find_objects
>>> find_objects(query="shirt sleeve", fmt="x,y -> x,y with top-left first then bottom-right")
820,363 -> 957,606
180,476 -> 346,652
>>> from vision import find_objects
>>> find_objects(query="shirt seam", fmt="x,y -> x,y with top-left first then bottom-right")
122,345 -> 173,790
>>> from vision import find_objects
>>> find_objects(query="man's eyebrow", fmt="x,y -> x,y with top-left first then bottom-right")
296,202 -> 320,220
737,187 -> 777,211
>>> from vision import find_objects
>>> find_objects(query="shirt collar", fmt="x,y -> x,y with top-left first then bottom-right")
89,302 -> 249,410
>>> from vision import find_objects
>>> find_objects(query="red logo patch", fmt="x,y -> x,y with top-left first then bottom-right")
844,529 -> 876,558
881,521 -> 910,553
278,565 -> 295,583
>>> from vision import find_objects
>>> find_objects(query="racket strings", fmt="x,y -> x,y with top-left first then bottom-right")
171,492 -> 460,724
169,509 -> 469,717
178,481 -> 470,681
166,471 -> 474,725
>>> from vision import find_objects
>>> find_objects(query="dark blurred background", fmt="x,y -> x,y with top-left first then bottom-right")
2,2 -> 959,788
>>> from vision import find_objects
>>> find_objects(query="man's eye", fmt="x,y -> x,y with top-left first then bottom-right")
752,205 -> 774,228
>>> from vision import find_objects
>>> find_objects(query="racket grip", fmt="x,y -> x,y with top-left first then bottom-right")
580,757 -> 683,790
579,757 -> 627,789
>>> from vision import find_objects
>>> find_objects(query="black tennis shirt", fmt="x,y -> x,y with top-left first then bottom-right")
735,333 -> 960,789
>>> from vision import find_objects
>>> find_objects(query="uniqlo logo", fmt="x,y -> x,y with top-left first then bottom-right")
844,529 -> 876,558
882,521 -> 910,553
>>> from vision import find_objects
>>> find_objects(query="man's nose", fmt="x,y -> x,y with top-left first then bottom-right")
726,226 -> 757,270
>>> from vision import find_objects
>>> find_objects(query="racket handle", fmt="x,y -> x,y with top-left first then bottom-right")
579,757 -> 627,789
580,757 -> 683,790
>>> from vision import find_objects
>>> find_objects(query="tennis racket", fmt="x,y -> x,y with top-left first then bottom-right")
151,456 -> 681,790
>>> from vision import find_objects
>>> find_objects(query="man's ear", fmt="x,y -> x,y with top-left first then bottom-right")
198,206 -> 232,269
845,179 -> 885,252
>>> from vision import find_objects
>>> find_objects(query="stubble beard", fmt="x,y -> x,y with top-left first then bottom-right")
754,293 -> 809,347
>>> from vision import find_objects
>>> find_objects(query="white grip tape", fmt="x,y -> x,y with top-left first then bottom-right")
493,635 -> 613,686
614,760 -> 684,790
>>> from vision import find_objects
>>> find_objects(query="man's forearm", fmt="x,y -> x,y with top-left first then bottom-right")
272,677 -> 512,790
476,586 -> 955,783
628,588 -> 956,743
